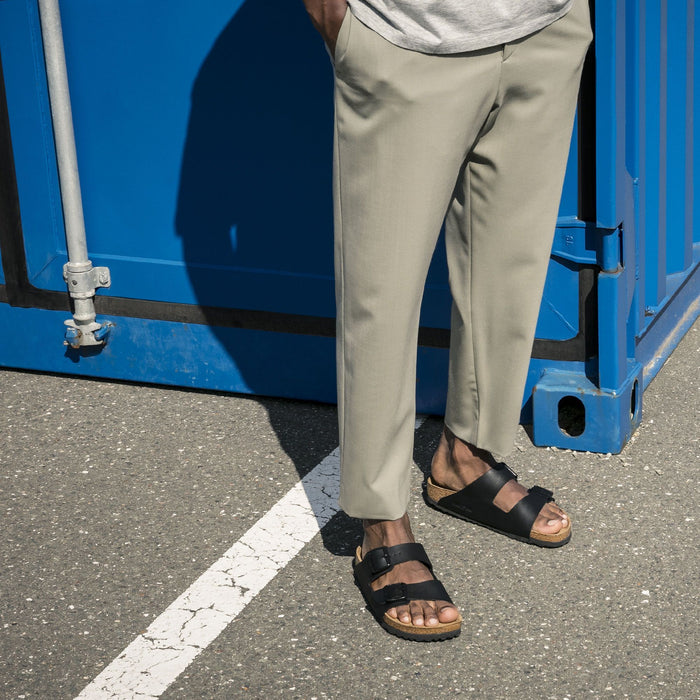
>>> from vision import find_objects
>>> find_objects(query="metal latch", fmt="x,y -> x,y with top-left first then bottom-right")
62,261 -> 114,348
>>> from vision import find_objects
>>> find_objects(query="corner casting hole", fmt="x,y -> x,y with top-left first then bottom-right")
558,396 -> 585,437
630,379 -> 639,422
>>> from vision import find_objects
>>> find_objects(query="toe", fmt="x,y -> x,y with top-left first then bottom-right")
549,503 -> 568,520
388,605 -> 411,624
389,600 -> 457,627
548,502 -> 569,523
422,601 -> 440,627
436,601 -> 460,623
409,600 -> 425,626
534,502 -> 569,534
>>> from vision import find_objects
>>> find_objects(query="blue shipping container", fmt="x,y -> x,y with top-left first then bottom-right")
0,0 -> 698,452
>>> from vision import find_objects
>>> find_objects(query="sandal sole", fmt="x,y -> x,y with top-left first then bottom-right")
381,617 -> 462,642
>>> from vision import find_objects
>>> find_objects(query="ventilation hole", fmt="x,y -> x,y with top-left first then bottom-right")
558,396 -> 586,437
630,379 -> 639,422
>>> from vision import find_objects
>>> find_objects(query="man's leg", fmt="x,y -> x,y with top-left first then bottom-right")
333,13 -> 502,627
334,12 -> 502,520
432,0 -> 593,537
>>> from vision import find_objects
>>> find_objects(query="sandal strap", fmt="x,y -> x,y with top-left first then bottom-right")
463,462 -> 518,501
438,469 -> 555,539
356,543 -> 433,587
506,486 -> 555,536
372,579 -> 453,612
437,462 -> 518,522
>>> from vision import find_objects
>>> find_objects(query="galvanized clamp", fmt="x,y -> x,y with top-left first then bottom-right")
62,261 -> 114,348
62,261 -> 111,298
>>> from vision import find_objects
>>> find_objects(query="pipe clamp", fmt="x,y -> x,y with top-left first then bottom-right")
62,262 -> 111,299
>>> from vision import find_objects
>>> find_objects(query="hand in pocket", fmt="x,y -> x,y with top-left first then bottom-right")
302,0 -> 348,55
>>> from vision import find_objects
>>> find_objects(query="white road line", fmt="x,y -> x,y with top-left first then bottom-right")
76,416 -> 427,699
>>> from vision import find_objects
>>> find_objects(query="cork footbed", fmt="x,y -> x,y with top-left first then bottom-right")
425,477 -> 572,545
354,547 -> 462,639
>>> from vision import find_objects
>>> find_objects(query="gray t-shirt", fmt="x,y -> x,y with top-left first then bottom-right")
347,0 -> 575,54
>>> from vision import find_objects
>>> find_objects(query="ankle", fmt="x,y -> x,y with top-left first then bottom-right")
361,513 -> 414,554
444,427 -> 493,463
431,427 -> 493,489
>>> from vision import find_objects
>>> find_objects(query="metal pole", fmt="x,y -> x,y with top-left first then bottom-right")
37,0 -> 112,347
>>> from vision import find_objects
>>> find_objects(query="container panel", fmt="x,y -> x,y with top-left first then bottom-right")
0,0 -> 65,284
535,257 -> 581,342
665,0 -> 692,276
639,0 -> 667,310
693,0 -> 700,247
54,0 -> 337,317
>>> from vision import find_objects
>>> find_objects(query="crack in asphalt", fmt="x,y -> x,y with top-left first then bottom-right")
74,446 -> 342,699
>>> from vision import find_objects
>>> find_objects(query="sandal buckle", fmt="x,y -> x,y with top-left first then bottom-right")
382,583 -> 409,606
368,546 -> 392,576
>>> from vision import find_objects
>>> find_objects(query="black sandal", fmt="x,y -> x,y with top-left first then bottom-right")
425,463 -> 571,547
353,543 -> 462,641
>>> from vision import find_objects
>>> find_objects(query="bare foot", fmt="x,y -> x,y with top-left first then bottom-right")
430,427 -> 569,536
362,514 -> 460,627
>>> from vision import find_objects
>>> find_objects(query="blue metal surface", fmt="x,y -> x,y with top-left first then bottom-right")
0,0 -> 65,284
0,302 -> 339,402
2,0 -> 339,314
532,0 -> 700,452
0,0 -> 698,453
694,0 -> 700,250
533,364 -> 642,454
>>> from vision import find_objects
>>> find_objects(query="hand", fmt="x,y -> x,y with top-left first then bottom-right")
302,0 -> 348,55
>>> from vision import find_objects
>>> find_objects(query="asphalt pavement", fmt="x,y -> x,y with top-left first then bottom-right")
1,319 -> 698,700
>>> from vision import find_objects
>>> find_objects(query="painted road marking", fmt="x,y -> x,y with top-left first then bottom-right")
76,417 -> 427,698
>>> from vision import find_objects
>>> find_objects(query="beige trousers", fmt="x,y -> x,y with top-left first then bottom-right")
333,0 -> 593,520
